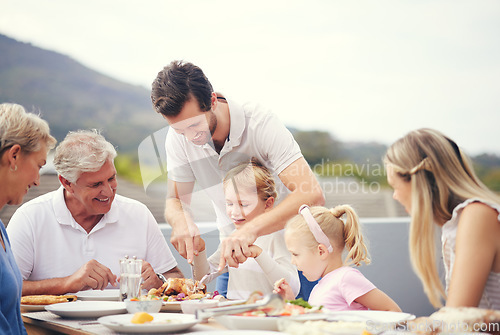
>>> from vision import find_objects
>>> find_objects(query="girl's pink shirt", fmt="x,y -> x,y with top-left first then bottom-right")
308,266 -> 376,311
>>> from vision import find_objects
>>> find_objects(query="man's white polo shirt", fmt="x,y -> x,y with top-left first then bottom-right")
165,98 -> 303,235
7,187 -> 177,284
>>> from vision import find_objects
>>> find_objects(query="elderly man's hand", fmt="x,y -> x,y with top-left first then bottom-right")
66,259 -> 117,292
139,261 -> 163,290
218,226 -> 258,270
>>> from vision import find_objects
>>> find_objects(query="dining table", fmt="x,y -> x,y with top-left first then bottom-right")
21,308 -> 226,335
19,290 -> 418,335
21,308 -> 418,335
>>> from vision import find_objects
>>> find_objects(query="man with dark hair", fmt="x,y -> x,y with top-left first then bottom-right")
151,60 -> 324,299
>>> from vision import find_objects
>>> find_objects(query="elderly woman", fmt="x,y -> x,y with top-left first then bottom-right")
0,103 -> 56,334
385,128 -> 500,309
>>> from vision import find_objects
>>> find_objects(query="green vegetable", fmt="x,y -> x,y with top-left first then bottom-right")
286,298 -> 313,309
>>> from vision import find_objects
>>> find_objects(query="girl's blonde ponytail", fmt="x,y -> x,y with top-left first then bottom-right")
331,205 -> 371,267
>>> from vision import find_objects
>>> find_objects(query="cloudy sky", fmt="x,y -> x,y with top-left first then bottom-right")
1,0 -> 499,155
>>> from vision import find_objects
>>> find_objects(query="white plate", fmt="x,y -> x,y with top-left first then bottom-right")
195,332 -> 281,334
162,298 -> 237,312
326,310 -> 415,323
218,299 -> 247,307
45,301 -> 126,318
75,289 -> 120,301
216,311 -> 414,332
215,314 -> 328,331
98,313 -> 199,333
21,304 -> 50,312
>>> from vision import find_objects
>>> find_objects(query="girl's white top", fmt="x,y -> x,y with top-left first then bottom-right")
193,230 -> 300,300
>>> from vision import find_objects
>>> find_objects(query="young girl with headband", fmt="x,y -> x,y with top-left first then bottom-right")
274,204 -> 401,312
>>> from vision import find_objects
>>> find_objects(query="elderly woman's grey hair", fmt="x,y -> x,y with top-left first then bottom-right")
0,103 -> 57,156
54,129 -> 117,183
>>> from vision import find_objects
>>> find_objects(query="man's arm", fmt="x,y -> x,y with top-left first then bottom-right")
219,157 -> 325,269
163,266 -> 184,279
250,157 -> 325,236
22,278 -> 72,296
165,179 -> 202,264
22,260 -> 117,295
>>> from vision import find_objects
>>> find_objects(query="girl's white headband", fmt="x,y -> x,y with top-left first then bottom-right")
299,204 -> 333,252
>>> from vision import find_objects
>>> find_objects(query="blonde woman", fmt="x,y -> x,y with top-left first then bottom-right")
0,103 -> 56,334
274,204 -> 401,312
385,128 -> 500,309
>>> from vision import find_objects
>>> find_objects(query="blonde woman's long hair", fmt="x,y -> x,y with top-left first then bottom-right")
384,128 -> 500,308
286,205 -> 370,267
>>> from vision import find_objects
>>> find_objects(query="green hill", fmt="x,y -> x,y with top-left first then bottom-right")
0,33 -> 163,153
2,33 -> 499,190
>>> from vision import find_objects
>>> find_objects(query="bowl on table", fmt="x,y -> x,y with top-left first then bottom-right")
125,298 -> 162,314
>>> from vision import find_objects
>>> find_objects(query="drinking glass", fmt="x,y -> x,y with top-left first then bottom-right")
127,258 -> 143,299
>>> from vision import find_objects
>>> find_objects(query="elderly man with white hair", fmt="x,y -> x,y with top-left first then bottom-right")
7,129 -> 183,296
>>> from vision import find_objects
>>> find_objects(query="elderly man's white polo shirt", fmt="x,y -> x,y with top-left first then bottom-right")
165,98 -> 302,235
7,187 -> 177,283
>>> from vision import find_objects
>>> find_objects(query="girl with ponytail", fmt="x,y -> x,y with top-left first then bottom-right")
274,204 -> 401,312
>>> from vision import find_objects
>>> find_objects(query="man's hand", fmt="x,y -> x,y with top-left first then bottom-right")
170,228 -> 203,264
218,225 -> 258,270
65,260 -> 117,292
165,193 -> 201,264
140,261 -> 163,291
165,181 -> 202,264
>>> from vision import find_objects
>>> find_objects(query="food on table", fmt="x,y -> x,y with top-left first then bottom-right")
287,297 -> 316,309
130,313 -> 194,326
405,307 -> 500,334
129,294 -> 160,301
433,306 -> 500,331
20,294 -> 78,305
148,277 -> 205,296
164,290 -> 224,302
131,312 -> 154,324
236,302 -> 311,317
151,277 -> 206,296
235,298 -> 322,317
147,277 -> 224,302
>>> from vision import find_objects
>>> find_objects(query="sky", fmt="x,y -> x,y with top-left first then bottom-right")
1,0 -> 499,155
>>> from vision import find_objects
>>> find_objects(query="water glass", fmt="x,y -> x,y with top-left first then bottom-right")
126,258 -> 143,299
